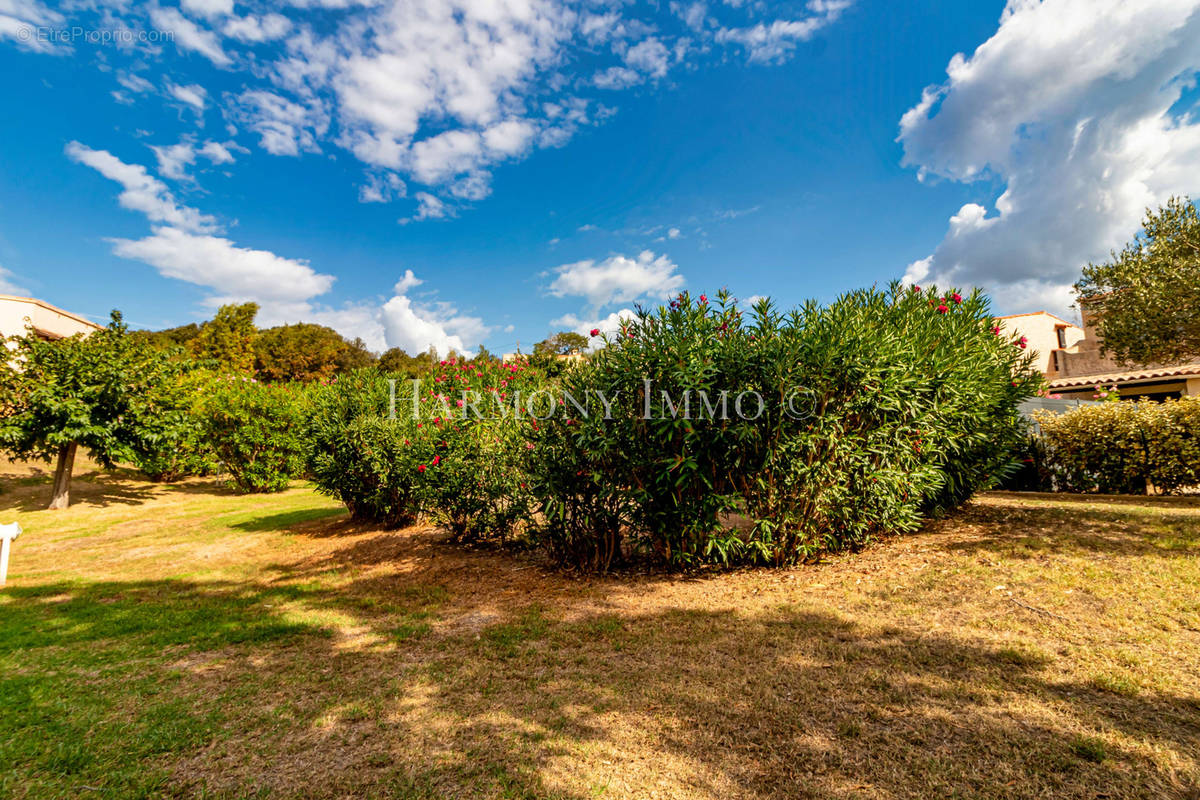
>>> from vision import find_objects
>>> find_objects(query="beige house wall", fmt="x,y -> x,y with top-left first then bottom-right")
996,312 -> 1084,378
0,295 -> 101,342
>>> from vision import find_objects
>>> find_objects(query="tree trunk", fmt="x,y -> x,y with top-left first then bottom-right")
48,442 -> 77,510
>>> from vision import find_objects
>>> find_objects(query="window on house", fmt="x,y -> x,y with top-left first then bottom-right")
1056,327 -> 1067,348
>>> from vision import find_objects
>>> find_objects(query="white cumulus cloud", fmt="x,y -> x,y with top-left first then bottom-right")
552,307 -> 636,346
380,275 -> 488,357
547,250 -> 685,309
715,1 -> 853,63
66,142 -> 218,233
150,6 -> 231,66
0,0 -> 62,53
109,227 -> 336,311
899,0 -> 1200,315
0,264 -> 30,296
167,82 -> 208,112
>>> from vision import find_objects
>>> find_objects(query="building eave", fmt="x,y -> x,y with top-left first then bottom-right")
0,294 -> 103,331
1048,363 -> 1200,389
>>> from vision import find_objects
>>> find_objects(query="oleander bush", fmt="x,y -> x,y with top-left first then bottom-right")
306,370 -> 425,526
528,283 -> 1039,569
1033,397 -> 1200,494
529,291 -> 756,567
200,376 -> 311,493
306,359 -> 544,536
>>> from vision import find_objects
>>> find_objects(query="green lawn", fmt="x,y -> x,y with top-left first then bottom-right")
2,463 -> 1199,799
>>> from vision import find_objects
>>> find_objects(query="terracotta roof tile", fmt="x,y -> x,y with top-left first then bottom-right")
1048,362 -> 1200,389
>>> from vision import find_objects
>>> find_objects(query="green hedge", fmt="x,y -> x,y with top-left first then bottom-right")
200,377 -> 311,493
306,361 -> 543,538
1033,398 -> 1200,494
300,284 -> 1039,570
528,284 -> 1039,569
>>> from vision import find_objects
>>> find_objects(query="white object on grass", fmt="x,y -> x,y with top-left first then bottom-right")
0,522 -> 21,586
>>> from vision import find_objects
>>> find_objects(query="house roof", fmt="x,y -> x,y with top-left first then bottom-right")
995,311 -> 1081,328
1048,362 -> 1200,389
0,294 -> 102,331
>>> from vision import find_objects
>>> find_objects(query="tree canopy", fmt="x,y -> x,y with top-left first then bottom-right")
254,323 -> 376,382
190,302 -> 259,373
1076,196 -> 1200,366
378,346 -> 437,378
0,311 -> 191,508
534,331 -> 587,356
132,303 -> 381,382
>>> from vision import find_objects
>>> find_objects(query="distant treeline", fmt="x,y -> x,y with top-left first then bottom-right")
131,302 -> 493,381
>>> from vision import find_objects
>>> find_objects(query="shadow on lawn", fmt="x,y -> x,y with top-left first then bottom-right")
229,506 -> 349,533
0,469 -> 161,512
933,494 -> 1200,560
4,562 -> 1200,799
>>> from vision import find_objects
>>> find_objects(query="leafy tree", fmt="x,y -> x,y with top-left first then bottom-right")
534,331 -> 587,356
378,347 -> 436,378
254,323 -> 377,382
201,377 -> 310,493
1076,196 -> 1200,365
190,302 -> 259,373
131,322 -> 201,353
336,336 -> 377,372
0,311 -> 192,508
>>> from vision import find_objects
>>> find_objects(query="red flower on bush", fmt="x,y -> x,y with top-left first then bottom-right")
992,325 -> 1001,335
911,285 -> 921,293
417,464 -> 426,473
699,294 -> 707,304
432,455 -> 441,466
590,328 -> 600,337
1017,336 -> 1028,349
937,304 -> 949,314
951,292 -> 962,304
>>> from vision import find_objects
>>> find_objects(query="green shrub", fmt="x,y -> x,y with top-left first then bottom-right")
133,370 -> 221,482
421,411 -> 534,541
306,371 -> 421,526
200,377 -> 310,493
739,285 -> 1036,561
1034,397 -> 1200,494
307,361 -> 544,536
529,291 -> 760,567
529,284 -> 1038,569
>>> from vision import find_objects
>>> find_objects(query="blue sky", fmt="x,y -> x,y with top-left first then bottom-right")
2,0 -> 1200,356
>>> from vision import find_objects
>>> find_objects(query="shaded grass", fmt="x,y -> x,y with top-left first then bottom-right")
1,463 -> 1199,799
